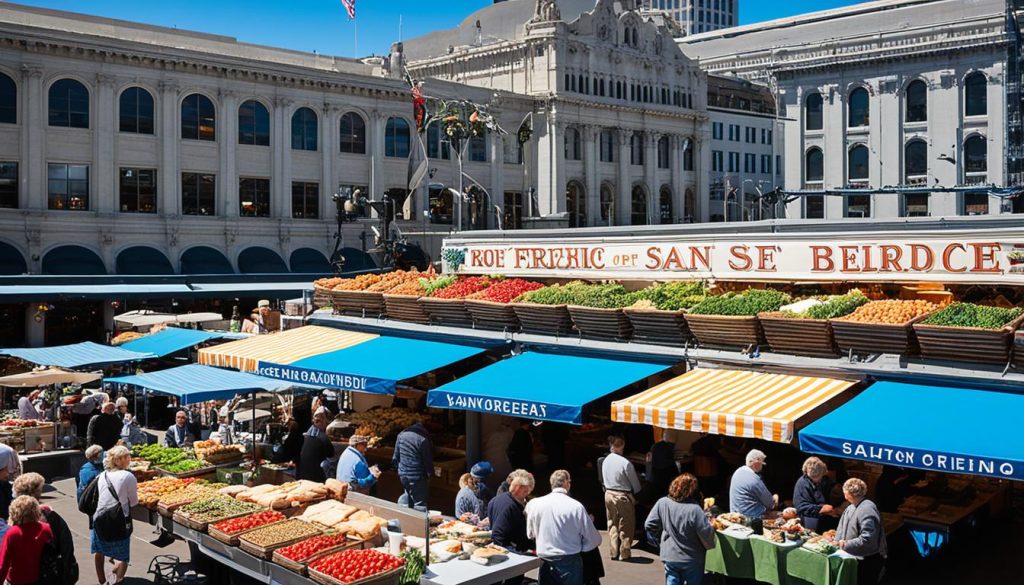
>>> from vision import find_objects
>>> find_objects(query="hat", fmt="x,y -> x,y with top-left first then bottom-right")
470,461 -> 493,479
257,299 -> 271,308
349,434 -> 370,445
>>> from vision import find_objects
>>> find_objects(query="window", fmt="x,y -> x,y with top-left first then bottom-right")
904,140 -> 928,183
745,127 -> 755,143
468,135 -> 487,162
238,100 -> 270,146
239,178 -> 271,217
760,154 -> 772,175
384,117 -> 410,158
744,153 -> 756,173
339,112 -> 367,154
961,192 -> 989,216
727,152 -> 739,173
503,139 -> 523,165
600,130 -> 615,162
805,196 -> 825,219
564,127 -> 581,161
659,186 -> 673,224
846,194 -> 871,218
712,122 -> 723,140
118,168 -> 156,213
657,136 -> 670,169
47,163 -> 89,210
964,135 -> 987,174
903,193 -> 929,217
118,87 -> 154,134
291,182 -> 319,219
566,181 -> 586,227
848,145 -> 869,182
291,107 -> 318,151
965,72 -> 987,117
600,183 -> 614,224
728,124 -> 739,141
805,148 -> 824,183
48,79 -> 89,128
630,134 -> 644,165
181,93 -> 215,141
427,123 -> 451,160
684,143 -> 694,171
0,73 -> 14,124
428,186 -> 452,224
0,162 -> 16,208
805,93 -> 823,131
905,80 -> 927,123
564,73 -> 571,92
630,185 -> 647,225
848,87 -> 869,128
181,172 -> 215,216
712,150 -> 723,172
503,191 -> 523,229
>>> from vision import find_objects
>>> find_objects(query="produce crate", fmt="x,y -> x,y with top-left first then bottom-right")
272,539 -> 365,577
465,299 -> 520,331
156,464 -> 218,479
308,564 -> 404,585
566,306 -> 633,341
757,314 -> 838,358
419,297 -> 473,327
830,314 -> 931,356
684,314 -> 764,350
512,303 -> 575,336
1014,330 -> 1024,370
313,286 -> 333,309
238,519 -> 323,559
333,290 -> 386,318
914,313 -> 1024,364
216,466 -> 249,485
623,308 -> 692,346
207,518 -> 287,546
172,509 -> 254,533
383,294 -> 430,324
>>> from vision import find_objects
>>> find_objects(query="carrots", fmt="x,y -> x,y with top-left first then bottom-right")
837,299 -> 938,324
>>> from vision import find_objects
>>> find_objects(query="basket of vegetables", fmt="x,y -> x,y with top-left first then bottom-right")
272,532 -> 364,576
208,509 -> 288,546
511,284 -> 578,336
314,278 -> 344,309
239,518 -> 324,559
172,495 -> 265,532
419,276 -> 495,327
307,548 -> 405,585
563,283 -> 639,342
912,302 -> 1024,364
329,273 -> 385,317
383,275 -> 451,324
685,289 -> 791,349
830,299 -> 938,356
464,278 -> 545,331
758,291 -> 869,358
623,282 -> 707,346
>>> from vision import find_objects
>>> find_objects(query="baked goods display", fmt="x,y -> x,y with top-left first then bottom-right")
193,439 -> 245,464
232,480 -> 331,509
470,544 -> 509,565
295,500 -> 358,528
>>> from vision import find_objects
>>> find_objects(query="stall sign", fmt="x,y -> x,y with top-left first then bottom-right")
442,229 -> 1024,284
255,361 -> 394,395
427,389 -> 583,425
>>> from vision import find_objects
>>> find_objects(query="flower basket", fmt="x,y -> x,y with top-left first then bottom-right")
465,299 -> 521,331
333,290 -> 386,318
419,297 -> 473,327
623,308 -> 692,346
830,314 -> 932,356
567,306 -> 633,342
757,314 -> 837,358
512,303 -> 575,336
382,294 -> 430,324
684,314 -> 764,350
913,313 -> 1024,364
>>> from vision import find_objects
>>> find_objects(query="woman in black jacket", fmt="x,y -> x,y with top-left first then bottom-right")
793,457 -> 837,532
14,473 -> 78,585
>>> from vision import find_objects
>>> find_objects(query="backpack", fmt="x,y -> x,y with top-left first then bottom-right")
39,540 -> 63,583
93,472 -> 133,541
77,473 -> 100,516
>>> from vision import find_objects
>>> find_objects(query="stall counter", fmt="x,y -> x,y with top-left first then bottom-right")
705,526 -> 858,585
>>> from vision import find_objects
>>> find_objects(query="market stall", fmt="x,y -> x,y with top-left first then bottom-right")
118,327 -> 231,357
0,341 -> 155,369
0,367 -> 104,452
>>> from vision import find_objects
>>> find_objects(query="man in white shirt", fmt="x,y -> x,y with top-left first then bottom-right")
600,436 -> 641,561
17,389 -> 44,421
526,470 -> 602,585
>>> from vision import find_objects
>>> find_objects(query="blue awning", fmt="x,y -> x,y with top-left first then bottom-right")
0,341 -> 154,368
799,381 -> 1024,482
119,328 -> 227,357
106,364 -> 299,403
255,336 -> 492,395
427,352 -> 671,424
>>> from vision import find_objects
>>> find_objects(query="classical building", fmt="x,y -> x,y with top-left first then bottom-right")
680,0 -> 1023,220
643,0 -> 738,35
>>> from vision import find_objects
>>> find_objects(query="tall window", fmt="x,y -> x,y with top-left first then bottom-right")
239,178 -> 271,217
47,163 -> 89,210
0,73 -> 14,124
291,182 -> 319,219
384,117 -> 410,158
427,123 -> 451,160
600,130 -> 615,162
119,87 -> 154,134
905,80 -> 927,123
48,79 -> 89,128
468,135 -> 487,162
965,72 -> 987,116
600,183 -> 614,225
339,112 -> 366,154
962,192 -> 989,216
659,186 -> 673,224
630,133 -> 644,165
657,136 -> 670,169
904,140 -> 927,183
503,191 -> 523,229
805,148 -> 824,183
181,93 -> 215,141
805,196 -> 825,219
848,145 -> 869,183
238,100 -> 270,146
0,162 -> 17,208
848,87 -> 869,128
181,172 -> 215,216
805,92 -> 823,131
683,142 -> 693,171
964,135 -> 987,175
118,168 -> 156,213
630,185 -> 647,225
291,107 -> 318,151
566,181 -> 586,228
564,127 -> 581,161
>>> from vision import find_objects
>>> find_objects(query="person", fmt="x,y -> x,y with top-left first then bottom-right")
488,469 -> 535,585
211,407 -> 235,445
16,390 -> 43,421
647,437 -> 680,499
273,417 -> 304,468
298,408 -> 334,482
506,420 -> 534,471
77,445 -> 104,501
793,456 -> 837,532
645,473 -> 717,585
164,409 -> 195,448
393,420 -> 433,510
0,495 -> 53,585
114,396 -> 130,422
319,388 -> 340,416
87,401 -> 123,451
72,392 -> 107,445
13,472 -> 78,585
600,436 -> 641,561
0,445 -> 18,540
455,473 -> 486,519
92,445 -> 138,585
728,449 -> 776,531
471,461 -> 495,513
336,434 -> 380,494
835,478 -> 887,585
874,465 -> 917,514
526,470 -> 602,585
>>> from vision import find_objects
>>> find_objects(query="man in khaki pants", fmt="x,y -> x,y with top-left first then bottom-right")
600,436 -> 642,561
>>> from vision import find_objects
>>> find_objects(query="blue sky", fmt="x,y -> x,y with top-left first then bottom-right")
19,1 -> 866,58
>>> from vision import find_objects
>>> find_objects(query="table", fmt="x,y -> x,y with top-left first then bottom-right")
420,554 -> 543,585
705,528 -> 858,585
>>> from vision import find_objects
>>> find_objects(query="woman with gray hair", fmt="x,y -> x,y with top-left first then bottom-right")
77,445 -> 104,501
835,478 -> 886,585
14,472 -> 78,585
793,456 -> 837,531
91,445 -> 138,585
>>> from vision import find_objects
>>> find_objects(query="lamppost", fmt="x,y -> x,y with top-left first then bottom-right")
330,187 -> 365,275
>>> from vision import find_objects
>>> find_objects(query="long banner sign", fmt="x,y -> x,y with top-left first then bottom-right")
443,229 -> 1024,284
255,361 -> 395,395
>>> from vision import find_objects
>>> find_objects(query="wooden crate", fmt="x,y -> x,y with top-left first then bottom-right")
309,564 -> 403,585
419,297 -> 473,327
333,290 -> 386,318
567,306 -> 633,342
156,464 -> 218,479
623,308 -> 692,346
684,314 -> 764,350
207,518 -> 287,546
272,539 -> 366,576
831,314 -> 931,356
465,299 -> 520,331
913,313 -> 1024,364
172,508 -> 253,533
383,294 -> 430,324
238,519 -> 323,559
758,314 -> 837,358
313,286 -> 333,309
512,303 -> 575,336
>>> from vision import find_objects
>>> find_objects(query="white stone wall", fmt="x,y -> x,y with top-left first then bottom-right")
707,108 -> 781,221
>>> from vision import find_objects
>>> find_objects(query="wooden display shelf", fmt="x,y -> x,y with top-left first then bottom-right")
831,313 -> 931,356
757,314 -> 838,358
684,314 -> 764,350
419,297 -> 473,327
333,290 -> 386,318
623,307 -> 692,346
511,303 -> 575,336
383,294 -> 430,324
308,564 -> 403,585
172,508 -> 254,533
238,519 -> 323,559
271,539 -> 365,577
208,518 -> 288,546
465,299 -> 520,331
567,306 -> 633,342
913,313 -> 1024,364
313,286 -> 333,309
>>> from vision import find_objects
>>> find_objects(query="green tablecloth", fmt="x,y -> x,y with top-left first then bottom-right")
705,530 -> 755,579
705,530 -> 857,585
785,547 -> 858,585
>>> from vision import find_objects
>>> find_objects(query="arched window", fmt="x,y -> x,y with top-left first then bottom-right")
632,28 -> 639,48
238,100 -> 270,146
630,133 -> 644,165
659,186 -> 673,224
564,127 -> 581,161
0,73 -> 16,124
181,93 -> 215,141
848,87 -> 869,128
805,92 -> 823,131
600,183 -> 615,224
631,185 -> 648,225
965,72 -> 987,116
119,87 -> 154,134
339,112 -> 366,154
848,144 -> 869,182
291,107 -> 318,151
964,135 -> 987,174
657,136 -> 670,169
384,117 -> 410,158
427,122 -> 451,160
805,148 -> 824,183
566,181 -> 586,228
48,79 -> 89,128
904,140 -> 928,181
905,80 -> 927,123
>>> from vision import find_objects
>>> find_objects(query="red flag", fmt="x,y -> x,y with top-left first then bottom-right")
341,0 -> 356,20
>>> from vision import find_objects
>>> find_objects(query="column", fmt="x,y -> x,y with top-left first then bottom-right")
670,135 -> 684,222
582,125 -> 599,227
219,90 -> 239,217
321,104 -> 336,220
369,110 -> 385,204
696,128 -> 712,222
644,132 -> 658,224
874,79 -> 900,217
617,129 -> 631,225
94,74 -> 117,213
20,66 -> 44,210
275,98 -> 294,219
158,82 -> 179,215
489,133 -> 504,229
823,83 -> 845,218
534,113 -> 564,216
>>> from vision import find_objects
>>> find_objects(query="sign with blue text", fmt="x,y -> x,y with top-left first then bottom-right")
255,361 -> 395,395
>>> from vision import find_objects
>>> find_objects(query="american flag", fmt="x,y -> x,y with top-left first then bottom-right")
341,0 -> 356,20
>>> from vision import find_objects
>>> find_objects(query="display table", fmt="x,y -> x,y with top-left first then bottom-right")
786,547 -> 857,585
420,553 -> 543,585
705,528 -> 857,585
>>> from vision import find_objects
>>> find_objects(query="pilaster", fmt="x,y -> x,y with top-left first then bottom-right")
94,73 -> 116,213
275,97 -> 294,219
644,132 -> 658,224
219,90 -> 239,217
582,124 -> 599,227
616,129 -> 631,224
320,103 -> 336,220
489,133 -> 504,228
20,65 -> 43,211
158,81 -> 179,215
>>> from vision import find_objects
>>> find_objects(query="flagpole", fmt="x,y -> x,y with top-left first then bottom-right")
354,19 -> 358,57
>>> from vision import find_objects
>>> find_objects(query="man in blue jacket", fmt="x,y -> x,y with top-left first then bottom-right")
336,434 -> 380,494
393,421 -> 433,510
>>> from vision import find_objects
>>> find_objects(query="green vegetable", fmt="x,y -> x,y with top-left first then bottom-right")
420,275 -> 456,296
920,302 -> 1023,329
179,496 -> 262,520
632,281 -> 707,311
400,548 -> 426,585
132,444 -> 196,466
804,291 -> 869,320
688,289 -> 790,316
161,459 -> 207,473
519,281 -> 639,309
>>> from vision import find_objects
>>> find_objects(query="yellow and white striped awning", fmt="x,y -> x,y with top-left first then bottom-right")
197,325 -> 377,373
611,368 -> 856,443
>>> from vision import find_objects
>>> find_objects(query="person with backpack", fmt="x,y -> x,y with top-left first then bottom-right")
90,445 -> 137,585
14,472 -> 77,585
77,445 -> 104,501
0,495 -> 53,585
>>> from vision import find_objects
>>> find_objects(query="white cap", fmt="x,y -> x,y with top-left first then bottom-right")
746,449 -> 767,466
